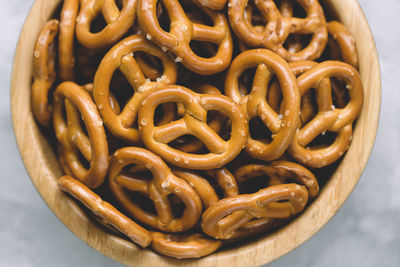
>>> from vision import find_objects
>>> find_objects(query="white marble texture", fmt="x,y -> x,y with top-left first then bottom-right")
0,0 -> 398,266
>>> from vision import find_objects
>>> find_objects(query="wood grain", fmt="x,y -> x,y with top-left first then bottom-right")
10,0 -> 381,266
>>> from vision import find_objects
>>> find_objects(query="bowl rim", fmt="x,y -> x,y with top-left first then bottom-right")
10,0 -> 381,266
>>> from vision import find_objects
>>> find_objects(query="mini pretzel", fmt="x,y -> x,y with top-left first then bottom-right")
76,0 -> 137,50
151,232 -> 221,259
59,0 -> 79,81
205,160 -> 317,239
108,147 -> 203,232
58,175 -> 152,247
93,35 -> 177,144
172,84 -> 226,153
32,19 -> 59,127
201,184 -> 308,239
137,0 -> 233,75
327,21 -> 359,70
138,85 -> 249,169
225,49 -> 300,161
53,81 -> 109,188
288,61 -> 363,168
228,0 -> 328,61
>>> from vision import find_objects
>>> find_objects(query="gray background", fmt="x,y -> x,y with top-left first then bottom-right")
0,0 -> 398,266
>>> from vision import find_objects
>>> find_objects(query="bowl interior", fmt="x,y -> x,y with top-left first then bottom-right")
10,0 -> 381,266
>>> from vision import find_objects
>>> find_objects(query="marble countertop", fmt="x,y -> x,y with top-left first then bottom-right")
1,0 -> 398,266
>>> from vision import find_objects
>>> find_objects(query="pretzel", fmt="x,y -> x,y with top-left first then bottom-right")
228,0 -> 328,61
58,175 -> 152,247
327,21 -> 359,70
59,0 -> 79,81
138,85 -> 249,169
151,232 -> 221,259
53,81 -> 109,188
137,0 -> 233,75
201,184 -> 308,239
76,0 -> 137,50
225,49 -> 300,161
108,147 -> 202,232
171,84 -> 226,153
93,35 -> 178,144
288,61 -> 363,168
201,160 -> 317,239
32,19 -> 59,127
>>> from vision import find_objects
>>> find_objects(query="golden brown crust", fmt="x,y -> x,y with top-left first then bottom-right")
228,0 -> 328,61
32,19 -> 59,127
138,85 -> 249,169
76,0 -> 137,50
53,81 -> 109,188
225,49 -> 300,161
108,147 -> 203,232
58,175 -> 152,247
93,34 -> 177,144
137,0 -> 233,75
151,232 -> 221,258
59,0 -> 79,81
288,61 -> 363,168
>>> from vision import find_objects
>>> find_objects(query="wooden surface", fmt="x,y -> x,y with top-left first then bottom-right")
10,0 -> 381,266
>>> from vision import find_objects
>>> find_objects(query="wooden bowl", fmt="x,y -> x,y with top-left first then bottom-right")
10,0 -> 381,266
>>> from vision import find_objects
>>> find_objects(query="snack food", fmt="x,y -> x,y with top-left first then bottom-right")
31,0 -> 363,259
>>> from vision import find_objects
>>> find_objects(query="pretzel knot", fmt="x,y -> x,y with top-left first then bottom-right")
53,82 -> 109,188
93,35 -> 178,144
109,147 -> 203,232
32,19 -> 59,127
58,176 -> 152,248
137,0 -> 233,75
138,85 -> 249,170
288,61 -> 363,168
201,184 -> 308,239
225,49 -> 300,161
228,0 -> 328,61
172,84 -> 226,154
76,0 -> 137,50
151,232 -> 221,259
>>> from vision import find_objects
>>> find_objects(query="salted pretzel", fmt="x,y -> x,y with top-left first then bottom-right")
327,21 -> 359,70
151,232 -> 221,259
137,0 -> 233,75
58,175 -> 152,247
228,0 -> 328,61
59,0 -> 79,81
53,81 -> 109,188
32,19 -> 59,127
109,147 -> 202,232
225,49 -> 300,161
201,183 -> 308,239
288,61 -> 363,168
76,0 -> 137,50
138,85 -> 249,169
200,160 -> 317,239
171,84 -> 226,153
93,35 -> 178,144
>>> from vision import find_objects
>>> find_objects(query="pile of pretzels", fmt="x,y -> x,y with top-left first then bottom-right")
31,0 -> 363,259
